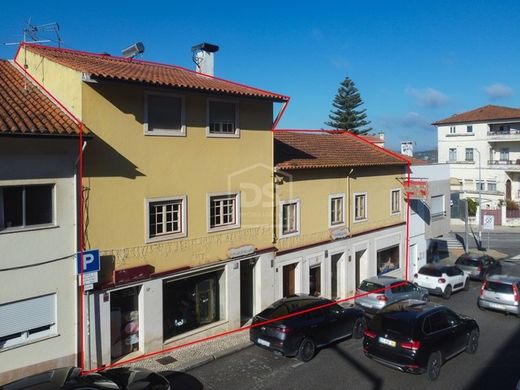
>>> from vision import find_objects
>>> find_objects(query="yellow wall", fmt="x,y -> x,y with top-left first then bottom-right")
81,82 -> 275,274
275,166 -> 406,251
15,49 -> 83,118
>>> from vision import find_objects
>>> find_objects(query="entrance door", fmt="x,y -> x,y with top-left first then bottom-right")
283,263 -> 296,297
506,179 -> 512,200
240,259 -> 255,325
355,249 -> 367,289
409,243 -> 418,280
330,253 -> 342,299
309,265 -> 321,296
110,286 -> 140,360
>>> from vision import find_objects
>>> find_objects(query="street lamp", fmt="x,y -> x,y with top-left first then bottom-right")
475,148 -> 482,247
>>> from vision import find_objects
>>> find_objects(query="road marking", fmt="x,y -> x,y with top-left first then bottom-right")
291,361 -> 304,368
511,254 -> 520,260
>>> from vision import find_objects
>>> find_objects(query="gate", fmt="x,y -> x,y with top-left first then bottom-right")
481,209 -> 501,226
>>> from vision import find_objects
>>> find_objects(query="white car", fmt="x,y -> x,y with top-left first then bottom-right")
414,264 -> 469,299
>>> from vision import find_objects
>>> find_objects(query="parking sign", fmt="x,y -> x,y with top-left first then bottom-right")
76,249 -> 100,274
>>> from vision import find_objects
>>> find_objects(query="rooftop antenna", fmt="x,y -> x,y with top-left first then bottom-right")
3,19 -> 62,47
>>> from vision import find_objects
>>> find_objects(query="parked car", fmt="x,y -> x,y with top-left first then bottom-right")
0,367 -> 170,390
250,295 -> 365,362
455,253 -> 502,280
414,264 -> 469,299
477,275 -> 520,316
363,299 -> 479,381
355,276 -> 429,314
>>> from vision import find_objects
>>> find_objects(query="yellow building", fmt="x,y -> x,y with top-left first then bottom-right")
16,43 -> 288,368
273,131 -> 408,300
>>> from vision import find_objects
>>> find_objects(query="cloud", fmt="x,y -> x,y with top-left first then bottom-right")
381,112 -> 432,132
484,83 -> 513,99
406,87 -> 449,108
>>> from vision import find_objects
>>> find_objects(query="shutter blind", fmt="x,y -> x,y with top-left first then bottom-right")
0,294 -> 56,338
431,195 -> 444,216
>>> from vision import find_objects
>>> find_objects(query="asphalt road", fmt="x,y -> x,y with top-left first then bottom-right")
452,228 -> 520,258
166,264 -> 520,390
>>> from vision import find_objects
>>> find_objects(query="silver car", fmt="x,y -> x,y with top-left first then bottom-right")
477,275 -> 520,316
355,276 -> 429,314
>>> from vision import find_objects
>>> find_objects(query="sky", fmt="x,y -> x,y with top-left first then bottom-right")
1,0 -> 519,151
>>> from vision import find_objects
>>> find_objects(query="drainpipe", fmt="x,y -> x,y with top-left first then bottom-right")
347,168 -> 354,231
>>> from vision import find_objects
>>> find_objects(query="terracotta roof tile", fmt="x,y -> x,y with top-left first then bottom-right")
274,131 -> 407,170
0,60 -> 83,136
23,44 -> 289,102
432,105 -> 520,125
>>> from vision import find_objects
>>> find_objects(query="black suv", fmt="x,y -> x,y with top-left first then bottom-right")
363,300 -> 479,381
250,295 -> 365,362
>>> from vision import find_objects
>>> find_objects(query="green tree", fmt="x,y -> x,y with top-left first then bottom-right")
325,76 -> 372,134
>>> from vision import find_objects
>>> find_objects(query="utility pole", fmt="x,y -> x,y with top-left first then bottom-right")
475,149 -> 482,249
464,199 -> 469,253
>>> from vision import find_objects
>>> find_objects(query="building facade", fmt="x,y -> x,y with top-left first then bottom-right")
273,132 -> 408,301
16,43 -> 288,368
435,105 -> 520,210
0,60 -> 81,384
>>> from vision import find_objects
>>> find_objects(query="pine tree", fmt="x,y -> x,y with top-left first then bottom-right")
325,76 -> 372,135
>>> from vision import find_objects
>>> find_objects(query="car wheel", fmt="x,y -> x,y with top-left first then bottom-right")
421,294 -> 429,302
297,337 -> 316,362
466,330 -> 479,354
352,317 -> 366,339
426,351 -> 442,381
442,285 -> 452,299
463,279 -> 470,291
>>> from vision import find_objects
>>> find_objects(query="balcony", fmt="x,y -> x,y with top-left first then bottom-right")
487,159 -> 520,171
487,129 -> 520,141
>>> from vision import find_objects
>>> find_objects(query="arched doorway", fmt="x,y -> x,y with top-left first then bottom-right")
506,179 -> 512,200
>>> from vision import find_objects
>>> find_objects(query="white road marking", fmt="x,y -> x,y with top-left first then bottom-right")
291,361 -> 304,368
511,254 -> 520,260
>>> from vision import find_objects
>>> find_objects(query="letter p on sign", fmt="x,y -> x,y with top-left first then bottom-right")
76,249 -> 100,274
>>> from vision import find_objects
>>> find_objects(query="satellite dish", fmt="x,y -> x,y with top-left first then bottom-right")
122,42 -> 145,58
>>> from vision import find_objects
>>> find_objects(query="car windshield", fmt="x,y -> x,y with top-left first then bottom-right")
359,281 -> 384,293
485,282 -> 513,294
419,267 -> 443,277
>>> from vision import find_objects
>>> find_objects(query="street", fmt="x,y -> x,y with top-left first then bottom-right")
163,259 -> 520,390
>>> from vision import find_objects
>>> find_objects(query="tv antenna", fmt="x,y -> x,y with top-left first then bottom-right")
3,19 -> 62,46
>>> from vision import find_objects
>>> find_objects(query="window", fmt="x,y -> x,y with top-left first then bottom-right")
487,181 -> 497,192
391,189 -> 401,214
449,148 -> 457,161
377,245 -> 399,275
476,180 -> 485,191
500,148 -> 509,161
0,184 -> 54,231
449,126 -> 456,134
329,194 -> 345,226
0,294 -> 57,349
163,271 -> 221,340
281,200 -> 300,236
354,193 -> 367,221
465,148 -> 474,162
145,93 -> 185,136
467,125 -> 473,133
431,195 -> 445,218
207,100 -> 239,137
146,196 -> 186,242
209,193 -> 240,231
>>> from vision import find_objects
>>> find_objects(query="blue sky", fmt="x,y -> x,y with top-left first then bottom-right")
1,0 -> 519,151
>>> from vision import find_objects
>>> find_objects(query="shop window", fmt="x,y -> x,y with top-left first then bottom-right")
110,286 -> 140,359
377,245 -> 400,275
163,271 -> 221,340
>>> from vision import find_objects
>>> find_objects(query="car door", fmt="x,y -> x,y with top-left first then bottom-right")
425,311 -> 458,358
444,309 -> 467,353
450,267 -> 465,291
390,282 -> 407,302
318,305 -> 346,343
305,307 -> 329,345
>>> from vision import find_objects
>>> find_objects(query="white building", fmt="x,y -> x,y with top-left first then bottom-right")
0,61 -> 81,385
435,105 -> 520,210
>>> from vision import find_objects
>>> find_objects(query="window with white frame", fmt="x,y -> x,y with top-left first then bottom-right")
208,100 -> 238,136
145,93 -> 185,135
281,200 -> 300,236
449,126 -> 456,134
0,184 -> 54,231
147,196 -> 186,241
354,193 -> 367,221
391,189 -> 401,214
431,195 -> 445,218
449,148 -> 457,161
209,193 -> 239,231
500,148 -> 509,161
466,125 -> 473,133
476,180 -> 485,191
329,194 -> 345,226
487,181 -> 497,192
465,148 -> 474,162
0,294 -> 57,350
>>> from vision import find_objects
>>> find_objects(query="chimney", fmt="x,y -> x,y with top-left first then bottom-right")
378,131 -> 385,141
191,42 -> 219,76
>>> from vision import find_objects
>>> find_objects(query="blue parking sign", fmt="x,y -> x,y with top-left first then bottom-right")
76,249 -> 100,274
